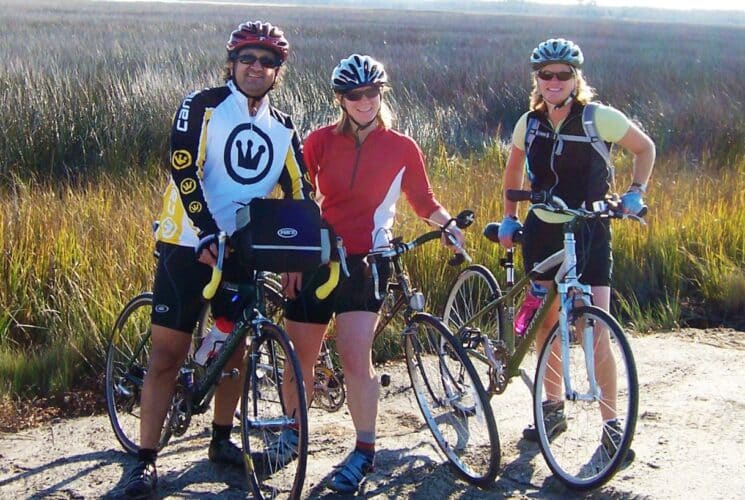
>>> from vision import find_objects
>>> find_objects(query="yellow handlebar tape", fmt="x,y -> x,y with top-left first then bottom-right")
315,261 -> 340,300
202,267 -> 223,300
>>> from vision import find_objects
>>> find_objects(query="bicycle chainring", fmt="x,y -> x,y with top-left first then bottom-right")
168,386 -> 193,436
313,366 -> 345,412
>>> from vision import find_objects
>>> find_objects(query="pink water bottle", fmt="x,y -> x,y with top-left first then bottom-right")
514,282 -> 547,336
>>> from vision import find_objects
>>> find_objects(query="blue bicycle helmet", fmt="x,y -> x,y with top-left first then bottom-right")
331,54 -> 388,92
530,38 -> 584,70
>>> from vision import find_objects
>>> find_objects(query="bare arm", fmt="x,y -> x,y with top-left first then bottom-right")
427,207 -> 465,250
502,145 -> 527,217
616,123 -> 656,190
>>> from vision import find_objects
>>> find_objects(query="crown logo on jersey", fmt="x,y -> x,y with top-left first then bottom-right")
236,139 -> 266,171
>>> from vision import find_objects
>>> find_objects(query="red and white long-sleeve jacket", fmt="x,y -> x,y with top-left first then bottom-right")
303,125 -> 441,255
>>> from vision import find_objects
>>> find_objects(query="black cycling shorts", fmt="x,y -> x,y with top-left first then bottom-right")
284,255 -> 391,324
522,212 -> 612,287
151,242 -> 255,333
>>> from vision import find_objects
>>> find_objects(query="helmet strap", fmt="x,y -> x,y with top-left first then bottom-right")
549,90 -> 575,111
340,103 -> 378,142
231,72 -> 279,111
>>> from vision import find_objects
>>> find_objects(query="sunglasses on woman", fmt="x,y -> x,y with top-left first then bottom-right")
233,53 -> 280,69
536,69 -> 575,81
343,87 -> 381,101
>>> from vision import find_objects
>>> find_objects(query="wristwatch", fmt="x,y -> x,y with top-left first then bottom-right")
630,181 -> 647,193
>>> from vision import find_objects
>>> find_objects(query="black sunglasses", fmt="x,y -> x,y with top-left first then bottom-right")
536,69 -> 575,82
233,53 -> 280,69
343,87 -> 381,101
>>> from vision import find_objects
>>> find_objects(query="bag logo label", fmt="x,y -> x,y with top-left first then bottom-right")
277,228 -> 298,238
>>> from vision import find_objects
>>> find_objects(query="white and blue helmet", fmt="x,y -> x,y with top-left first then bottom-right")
530,38 -> 584,70
331,54 -> 388,92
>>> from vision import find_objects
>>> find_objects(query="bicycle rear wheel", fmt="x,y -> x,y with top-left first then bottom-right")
240,322 -> 308,499
533,305 -> 638,490
404,313 -> 500,487
105,293 -> 171,454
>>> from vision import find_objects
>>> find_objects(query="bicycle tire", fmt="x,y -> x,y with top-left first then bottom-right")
105,293 -> 171,454
404,313 -> 500,487
240,322 -> 309,500
442,264 -> 504,348
533,305 -> 638,490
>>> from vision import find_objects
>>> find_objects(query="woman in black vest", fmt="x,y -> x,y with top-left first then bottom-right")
497,38 -> 655,461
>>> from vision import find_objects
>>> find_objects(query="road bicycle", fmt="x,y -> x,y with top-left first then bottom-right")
359,210 -> 501,487
104,233 -> 309,499
442,190 -> 641,490
199,273 -> 346,414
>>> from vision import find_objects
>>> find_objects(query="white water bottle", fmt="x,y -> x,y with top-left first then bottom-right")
194,320 -> 230,366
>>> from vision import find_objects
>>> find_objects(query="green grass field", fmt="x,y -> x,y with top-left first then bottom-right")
1,0 -> 744,398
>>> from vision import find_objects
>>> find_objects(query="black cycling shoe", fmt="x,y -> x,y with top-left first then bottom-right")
208,438 -> 244,467
523,400 -> 568,442
123,460 -> 157,499
601,419 -> 636,467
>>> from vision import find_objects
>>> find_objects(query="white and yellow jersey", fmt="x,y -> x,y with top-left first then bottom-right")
155,79 -> 312,247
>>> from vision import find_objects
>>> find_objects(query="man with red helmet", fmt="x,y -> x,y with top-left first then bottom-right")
123,20 -> 312,498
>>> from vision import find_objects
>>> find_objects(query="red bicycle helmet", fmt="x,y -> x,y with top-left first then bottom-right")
226,21 -> 290,63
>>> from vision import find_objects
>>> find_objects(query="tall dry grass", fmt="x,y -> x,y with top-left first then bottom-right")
1,1 -> 744,398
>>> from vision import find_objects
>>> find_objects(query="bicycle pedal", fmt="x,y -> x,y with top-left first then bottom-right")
221,368 -> 240,379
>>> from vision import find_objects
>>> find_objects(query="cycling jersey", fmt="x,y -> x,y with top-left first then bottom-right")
155,79 -> 312,247
512,102 -> 631,209
303,125 -> 441,255
510,101 -> 630,286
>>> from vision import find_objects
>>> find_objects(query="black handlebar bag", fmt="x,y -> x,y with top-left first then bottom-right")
233,198 -> 332,272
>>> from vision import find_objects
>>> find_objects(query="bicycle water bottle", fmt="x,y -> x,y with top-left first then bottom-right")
194,317 -> 233,366
514,282 -> 547,336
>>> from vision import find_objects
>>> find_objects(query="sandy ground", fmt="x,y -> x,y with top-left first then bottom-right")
1,328 -> 744,499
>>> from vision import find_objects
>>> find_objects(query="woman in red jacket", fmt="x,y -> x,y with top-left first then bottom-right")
280,54 -> 463,493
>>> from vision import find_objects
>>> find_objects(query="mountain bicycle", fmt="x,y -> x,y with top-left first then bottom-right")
361,210 -> 501,487
442,190 -> 641,490
104,233 -> 309,499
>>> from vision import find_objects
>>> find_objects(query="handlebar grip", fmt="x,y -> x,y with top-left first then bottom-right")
506,189 -> 532,202
448,253 -> 466,266
637,205 -> 648,218
315,261 -> 340,300
202,267 -> 223,300
202,232 -> 227,300
483,222 -> 523,244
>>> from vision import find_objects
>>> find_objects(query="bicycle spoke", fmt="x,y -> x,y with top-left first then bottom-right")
533,306 -> 638,490
405,314 -> 500,487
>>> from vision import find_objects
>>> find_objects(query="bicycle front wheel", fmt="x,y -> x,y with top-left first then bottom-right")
240,322 -> 308,499
533,305 -> 638,490
105,293 -> 171,455
404,313 -> 500,487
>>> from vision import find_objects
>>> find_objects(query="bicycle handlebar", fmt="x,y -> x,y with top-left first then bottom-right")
369,209 -> 474,264
202,232 -> 348,302
484,190 -> 646,247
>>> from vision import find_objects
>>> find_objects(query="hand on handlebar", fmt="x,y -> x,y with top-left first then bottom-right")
497,216 -> 522,249
196,232 -> 221,267
281,272 -> 303,300
620,190 -> 647,217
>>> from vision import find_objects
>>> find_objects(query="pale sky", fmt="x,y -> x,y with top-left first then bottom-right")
531,0 -> 745,11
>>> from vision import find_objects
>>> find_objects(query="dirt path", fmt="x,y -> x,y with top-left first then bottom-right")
1,329 -> 743,499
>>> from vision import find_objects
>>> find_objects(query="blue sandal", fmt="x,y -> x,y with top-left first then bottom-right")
328,450 -> 375,493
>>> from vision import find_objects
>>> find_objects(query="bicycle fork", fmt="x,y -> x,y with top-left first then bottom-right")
558,292 -> 602,403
